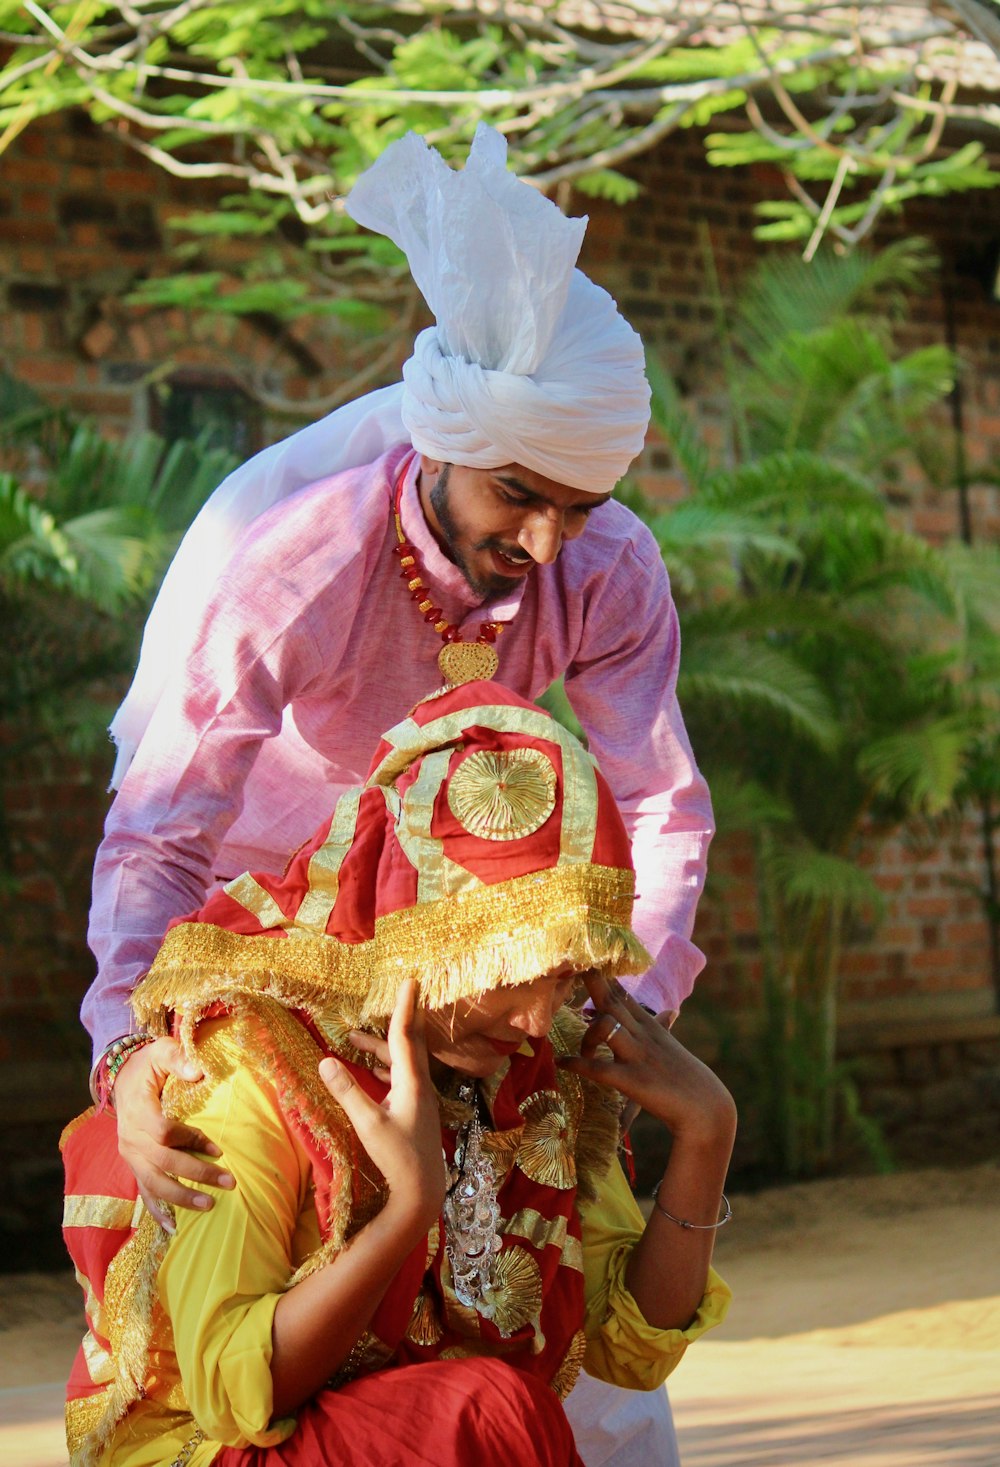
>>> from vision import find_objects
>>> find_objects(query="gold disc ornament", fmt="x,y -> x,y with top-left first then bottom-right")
437,641 -> 499,688
447,748 -> 557,842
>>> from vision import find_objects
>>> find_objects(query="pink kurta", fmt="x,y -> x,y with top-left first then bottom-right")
85,445 -> 713,1059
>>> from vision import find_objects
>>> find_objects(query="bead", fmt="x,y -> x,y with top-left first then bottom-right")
407,577 -> 424,593
433,619 -> 450,635
399,555 -> 416,570
423,606 -> 444,623
478,625 -> 497,643
392,543 -> 415,558
443,626 -> 462,643
417,598 -> 433,613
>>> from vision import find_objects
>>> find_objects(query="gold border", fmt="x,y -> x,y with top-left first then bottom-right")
134,863 -> 648,1029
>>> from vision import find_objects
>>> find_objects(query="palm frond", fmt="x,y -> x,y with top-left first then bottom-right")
733,239 -> 938,366
764,843 -> 885,924
678,639 -> 840,752
0,476 -> 79,588
644,353 -> 712,492
704,452 -> 880,517
703,769 -> 795,835
857,717 -> 975,817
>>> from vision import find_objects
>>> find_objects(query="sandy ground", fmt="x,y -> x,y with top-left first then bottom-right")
1,1162 -> 998,1466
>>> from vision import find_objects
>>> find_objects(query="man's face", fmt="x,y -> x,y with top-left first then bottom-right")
418,457 -> 611,600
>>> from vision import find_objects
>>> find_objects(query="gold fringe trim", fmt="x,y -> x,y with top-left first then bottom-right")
133,865 -> 648,1032
67,1208 -> 170,1467
551,1009 -> 623,1205
551,1327 -> 588,1400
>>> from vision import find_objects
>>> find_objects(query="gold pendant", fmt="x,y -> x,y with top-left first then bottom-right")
438,641 -> 499,688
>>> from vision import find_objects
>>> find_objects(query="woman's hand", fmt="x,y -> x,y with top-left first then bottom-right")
564,975 -> 736,1146
319,981 -> 446,1233
566,975 -> 736,1330
113,1037 -> 235,1230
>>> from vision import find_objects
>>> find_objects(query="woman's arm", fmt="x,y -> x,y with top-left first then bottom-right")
161,985 -> 445,1445
269,984 -> 445,1414
563,975 -> 737,1332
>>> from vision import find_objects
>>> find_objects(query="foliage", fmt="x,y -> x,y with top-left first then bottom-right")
0,374 -> 238,748
628,241 -> 1000,1178
0,2 -> 996,363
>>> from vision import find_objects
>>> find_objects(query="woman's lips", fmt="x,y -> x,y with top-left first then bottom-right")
486,1036 -> 525,1055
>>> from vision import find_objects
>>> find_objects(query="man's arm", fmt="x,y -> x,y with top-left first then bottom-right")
564,520 -> 713,1016
83,498 -> 346,1218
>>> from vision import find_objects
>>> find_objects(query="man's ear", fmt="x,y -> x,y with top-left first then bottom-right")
419,454 -> 444,487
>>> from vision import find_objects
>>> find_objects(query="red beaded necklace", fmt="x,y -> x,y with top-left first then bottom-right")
392,469 -> 506,688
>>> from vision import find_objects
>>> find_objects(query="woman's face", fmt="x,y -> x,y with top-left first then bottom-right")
425,965 -> 582,1077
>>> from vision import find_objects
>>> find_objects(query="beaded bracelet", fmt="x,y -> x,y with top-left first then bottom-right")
93,1032 -> 156,1111
651,1183 -> 732,1230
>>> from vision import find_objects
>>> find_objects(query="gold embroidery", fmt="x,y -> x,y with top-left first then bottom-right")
392,746 -> 456,904
425,1221 -> 441,1269
74,1266 -> 105,1341
329,1329 -> 395,1387
63,1195 -> 143,1231
503,1206 -> 568,1256
295,787 -> 363,933
447,748 -> 557,841
222,871 -> 289,928
82,1330 -> 115,1385
560,1235 -> 585,1273
551,1328 -> 588,1400
517,1091 -> 577,1191
440,1252 -> 482,1340
480,1126 -> 522,1187
405,1289 -> 444,1347
134,864 -> 646,1031
65,1391 -> 110,1457
482,1245 -> 543,1339
60,1107 -> 96,1151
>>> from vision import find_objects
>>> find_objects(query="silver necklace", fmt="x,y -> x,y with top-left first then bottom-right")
443,1082 -> 504,1325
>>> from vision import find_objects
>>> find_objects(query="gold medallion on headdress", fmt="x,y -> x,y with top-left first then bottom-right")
448,748 -> 557,841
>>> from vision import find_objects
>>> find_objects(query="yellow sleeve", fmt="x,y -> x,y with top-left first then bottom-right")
579,1156 -> 732,1391
157,1030 -> 311,1449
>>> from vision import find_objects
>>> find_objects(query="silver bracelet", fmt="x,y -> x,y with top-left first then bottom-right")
652,1183 -> 732,1230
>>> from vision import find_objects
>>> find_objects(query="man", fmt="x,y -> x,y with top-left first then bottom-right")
84,125 -> 714,1466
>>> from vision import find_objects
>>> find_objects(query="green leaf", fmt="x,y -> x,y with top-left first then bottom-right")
572,170 -> 641,205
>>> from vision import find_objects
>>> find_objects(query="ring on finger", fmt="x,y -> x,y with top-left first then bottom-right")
606,1019 -> 623,1042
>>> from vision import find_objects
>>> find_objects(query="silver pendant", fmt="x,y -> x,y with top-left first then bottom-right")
443,1083 -> 503,1325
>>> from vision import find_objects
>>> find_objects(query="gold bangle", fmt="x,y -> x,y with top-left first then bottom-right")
651,1185 -> 732,1230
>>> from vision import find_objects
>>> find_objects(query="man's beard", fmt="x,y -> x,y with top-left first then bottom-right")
429,466 -> 532,600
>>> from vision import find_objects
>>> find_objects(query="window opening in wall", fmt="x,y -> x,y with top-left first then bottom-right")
149,374 -> 259,460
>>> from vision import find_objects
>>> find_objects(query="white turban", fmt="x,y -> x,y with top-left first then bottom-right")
107,126 -> 649,786
346,125 -> 650,494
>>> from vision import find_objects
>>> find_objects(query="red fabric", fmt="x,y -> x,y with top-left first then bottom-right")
167,679 -> 634,948
61,1108 -> 141,1404
283,1014 -> 586,1388
213,1357 -> 584,1467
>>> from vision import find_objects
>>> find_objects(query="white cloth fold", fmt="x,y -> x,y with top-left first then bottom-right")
348,124 -> 650,494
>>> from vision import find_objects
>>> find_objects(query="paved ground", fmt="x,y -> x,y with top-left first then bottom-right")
2,1163 -> 998,1466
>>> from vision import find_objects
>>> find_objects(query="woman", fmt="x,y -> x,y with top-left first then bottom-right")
62,681 -> 734,1467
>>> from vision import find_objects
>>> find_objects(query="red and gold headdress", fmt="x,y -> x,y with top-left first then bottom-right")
133,680 -> 649,1039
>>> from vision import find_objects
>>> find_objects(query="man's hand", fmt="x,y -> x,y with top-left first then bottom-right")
113,1036 -> 235,1230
